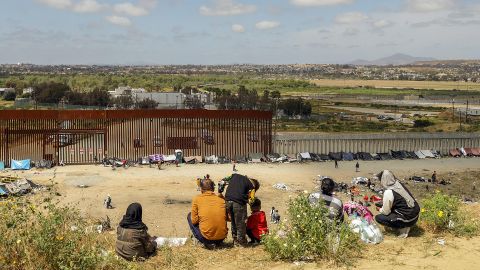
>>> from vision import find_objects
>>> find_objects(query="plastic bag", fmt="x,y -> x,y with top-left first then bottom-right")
349,217 -> 383,244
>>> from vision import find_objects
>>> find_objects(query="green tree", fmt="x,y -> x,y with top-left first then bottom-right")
135,98 -> 158,109
33,82 -> 70,104
114,95 -> 134,109
3,91 -> 16,101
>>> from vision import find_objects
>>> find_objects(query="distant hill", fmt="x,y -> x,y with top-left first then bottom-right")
349,53 -> 436,66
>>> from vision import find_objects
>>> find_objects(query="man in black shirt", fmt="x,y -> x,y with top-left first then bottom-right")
224,174 -> 260,247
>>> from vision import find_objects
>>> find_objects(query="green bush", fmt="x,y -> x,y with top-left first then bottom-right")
420,192 -> 479,236
0,195 -> 134,270
263,195 -> 361,265
3,91 -> 16,101
413,119 -> 434,128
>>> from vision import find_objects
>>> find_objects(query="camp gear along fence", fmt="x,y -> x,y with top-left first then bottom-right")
0,110 -> 273,166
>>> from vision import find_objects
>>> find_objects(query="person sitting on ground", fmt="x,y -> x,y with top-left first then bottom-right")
187,178 -> 228,249
225,174 -> 260,247
246,198 -> 269,244
308,177 -> 344,223
116,203 -> 156,261
375,170 -> 420,238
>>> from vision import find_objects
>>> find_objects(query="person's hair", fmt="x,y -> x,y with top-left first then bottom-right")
250,198 -> 261,209
321,178 -> 335,195
250,178 -> 260,191
200,178 -> 215,191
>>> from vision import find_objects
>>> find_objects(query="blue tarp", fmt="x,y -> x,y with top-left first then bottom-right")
0,185 -> 7,196
11,159 -> 31,170
0,161 -> 4,170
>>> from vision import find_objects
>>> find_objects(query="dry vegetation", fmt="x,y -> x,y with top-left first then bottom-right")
311,79 -> 480,91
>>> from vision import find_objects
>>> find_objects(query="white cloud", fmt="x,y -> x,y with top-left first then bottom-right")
105,15 -> 132,27
372,19 -> 393,29
73,0 -> 105,13
334,12 -> 368,24
255,21 -> 280,30
290,0 -> 354,7
200,0 -> 257,16
37,0 -> 73,9
232,24 -> 245,33
407,0 -> 456,12
114,2 -> 149,16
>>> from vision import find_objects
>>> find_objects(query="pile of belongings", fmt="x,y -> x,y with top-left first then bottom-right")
410,176 -> 427,182
163,154 -> 177,162
0,178 -> 44,196
249,153 -> 265,163
297,152 -> 312,161
234,155 -> 248,164
184,156 -> 203,164
217,156 -> 231,164
34,159 -> 53,169
138,157 -> 151,165
352,177 -> 369,185
149,154 -> 164,163
272,183 -> 289,191
343,201 -> 383,244
205,155 -> 219,164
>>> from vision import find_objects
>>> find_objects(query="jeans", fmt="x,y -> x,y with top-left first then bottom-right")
375,214 -> 418,229
187,213 -> 224,245
226,201 -> 248,244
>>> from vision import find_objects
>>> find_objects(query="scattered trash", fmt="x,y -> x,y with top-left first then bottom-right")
293,261 -> 306,266
273,183 -> 289,191
352,177 -> 369,185
77,184 -> 89,188
437,239 -> 446,246
155,237 -> 187,247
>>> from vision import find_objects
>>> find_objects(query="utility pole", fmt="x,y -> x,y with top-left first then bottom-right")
466,99 -> 469,124
452,98 -> 455,122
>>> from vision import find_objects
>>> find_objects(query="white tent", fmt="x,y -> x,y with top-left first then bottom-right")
420,150 -> 435,158
299,152 -> 312,160
414,151 -> 426,159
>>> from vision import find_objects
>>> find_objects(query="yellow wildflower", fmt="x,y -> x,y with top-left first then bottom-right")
56,235 -> 64,241
16,239 -> 21,244
438,211 -> 444,218
421,208 -> 426,213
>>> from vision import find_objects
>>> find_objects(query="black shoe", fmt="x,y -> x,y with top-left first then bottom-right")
204,243 -> 216,250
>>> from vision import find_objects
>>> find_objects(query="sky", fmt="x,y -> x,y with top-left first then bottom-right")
1,0 -> 480,65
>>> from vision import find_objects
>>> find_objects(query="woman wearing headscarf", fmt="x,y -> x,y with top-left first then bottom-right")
375,170 -> 420,238
116,203 -> 157,260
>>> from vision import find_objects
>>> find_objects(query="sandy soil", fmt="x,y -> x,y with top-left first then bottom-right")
3,158 -> 480,269
311,79 -> 480,91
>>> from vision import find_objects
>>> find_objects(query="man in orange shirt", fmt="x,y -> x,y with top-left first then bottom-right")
187,178 -> 228,249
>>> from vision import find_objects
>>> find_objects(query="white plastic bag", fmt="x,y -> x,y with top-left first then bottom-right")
349,217 -> 383,244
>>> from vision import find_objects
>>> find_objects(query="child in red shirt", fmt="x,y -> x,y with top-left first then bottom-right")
246,198 -> 269,244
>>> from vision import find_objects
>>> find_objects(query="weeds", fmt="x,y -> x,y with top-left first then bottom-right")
420,192 -> 479,237
0,195 -> 134,270
263,194 -> 361,265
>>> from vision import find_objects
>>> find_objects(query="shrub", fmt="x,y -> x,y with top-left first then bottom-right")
0,195 -> 133,270
413,119 -> 434,128
420,192 -> 479,237
262,195 -> 361,265
3,91 -> 16,101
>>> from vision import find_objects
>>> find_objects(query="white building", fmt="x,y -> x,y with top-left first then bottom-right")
134,92 -> 186,109
108,86 -> 146,98
0,88 -> 15,96
23,87 -> 34,95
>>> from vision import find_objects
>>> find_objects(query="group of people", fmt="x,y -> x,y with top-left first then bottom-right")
310,170 -> 420,238
114,169 -> 419,261
115,173 -> 267,261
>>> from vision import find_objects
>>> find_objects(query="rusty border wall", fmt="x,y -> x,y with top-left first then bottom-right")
274,132 -> 480,156
0,110 -> 272,166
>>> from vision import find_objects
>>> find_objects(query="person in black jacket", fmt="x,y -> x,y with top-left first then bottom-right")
375,170 -> 420,238
224,174 -> 260,247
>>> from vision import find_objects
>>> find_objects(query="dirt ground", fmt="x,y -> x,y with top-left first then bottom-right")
2,158 -> 480,269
